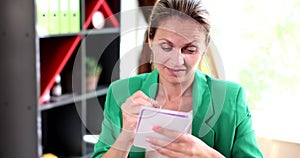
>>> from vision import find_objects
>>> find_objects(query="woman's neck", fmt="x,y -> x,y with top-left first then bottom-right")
158,77 -> 194,102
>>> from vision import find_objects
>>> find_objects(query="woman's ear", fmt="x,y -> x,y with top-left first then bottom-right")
147,28 -> 153,50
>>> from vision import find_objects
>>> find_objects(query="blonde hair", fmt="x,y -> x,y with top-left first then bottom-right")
148,0 -> 211,45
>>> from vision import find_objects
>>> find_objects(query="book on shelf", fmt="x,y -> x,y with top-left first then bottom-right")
49,0 -> 60,34
36,0 -> 81,35
69,0 -> 80,33
37,0 -> 50,35
59,0 -> 70,33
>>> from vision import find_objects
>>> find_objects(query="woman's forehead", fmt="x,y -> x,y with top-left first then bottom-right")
154,18 -> 206,44
157,16 -> 205,31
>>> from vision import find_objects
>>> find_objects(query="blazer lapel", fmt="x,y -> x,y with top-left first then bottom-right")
192,70 -> 215,147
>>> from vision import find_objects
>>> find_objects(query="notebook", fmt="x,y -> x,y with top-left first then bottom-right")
133,106 -> 193,150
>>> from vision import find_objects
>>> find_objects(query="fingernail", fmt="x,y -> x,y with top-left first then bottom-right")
152,126 -> 160,131
146,138 -> 151,142
153,104 -> 159,108
150,98 -> 156,103
150,144 -> 155,149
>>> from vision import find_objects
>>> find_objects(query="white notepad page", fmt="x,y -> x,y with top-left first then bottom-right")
133,106 -> 193,150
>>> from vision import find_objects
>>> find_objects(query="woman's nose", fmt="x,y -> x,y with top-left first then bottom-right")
170,49 -> 184,66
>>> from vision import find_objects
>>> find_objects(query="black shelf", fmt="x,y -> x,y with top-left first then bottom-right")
38,32 -> 81,38
81,27 -> 120,36
38,28 -> 120,39
39,86 -> 108,111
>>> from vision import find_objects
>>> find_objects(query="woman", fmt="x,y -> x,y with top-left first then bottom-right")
92,0 -> 263,157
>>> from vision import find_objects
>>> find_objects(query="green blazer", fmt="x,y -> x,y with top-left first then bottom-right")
92,69 -> 263,158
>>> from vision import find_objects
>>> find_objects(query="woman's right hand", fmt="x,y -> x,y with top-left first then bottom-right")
120,90 -> 158,140
102,91 -> 157,157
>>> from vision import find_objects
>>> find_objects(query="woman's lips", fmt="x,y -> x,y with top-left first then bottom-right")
167,67 -> 186,76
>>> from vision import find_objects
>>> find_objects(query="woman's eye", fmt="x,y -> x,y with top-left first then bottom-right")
183,46 -> 197,54
159,44 -> 172,52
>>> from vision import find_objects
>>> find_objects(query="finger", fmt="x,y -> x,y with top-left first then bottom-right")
131,91 -> 150,100
123,98 -> 157,116
147,137 -> 173,148
123,96 -> 151,110
133,98 -> 154,106
152,126 -> 186,141
131,91 -> 158,106
147,137 -> 183,153
129,98 -> 159,110
152,144 -> 187,158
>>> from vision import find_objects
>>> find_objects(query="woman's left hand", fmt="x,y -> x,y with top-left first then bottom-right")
146,126 -> 225,158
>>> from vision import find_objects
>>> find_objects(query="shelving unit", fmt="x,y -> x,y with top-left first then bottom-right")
37,0 -> 121,157
0,0 -> 123,157
39,0 -> 120,104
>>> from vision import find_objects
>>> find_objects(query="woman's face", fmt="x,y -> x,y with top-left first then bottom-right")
149,17 -> 207,84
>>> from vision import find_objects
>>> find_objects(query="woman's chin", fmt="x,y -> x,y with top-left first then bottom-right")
162,74 -> 191,85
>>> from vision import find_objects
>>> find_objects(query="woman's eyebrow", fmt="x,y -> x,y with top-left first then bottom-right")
158,38 -> 173,44
184,40 -> 198,46
158,38 -> 198,46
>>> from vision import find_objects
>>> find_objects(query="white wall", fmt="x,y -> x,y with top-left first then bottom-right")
120,0 -> 148,79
